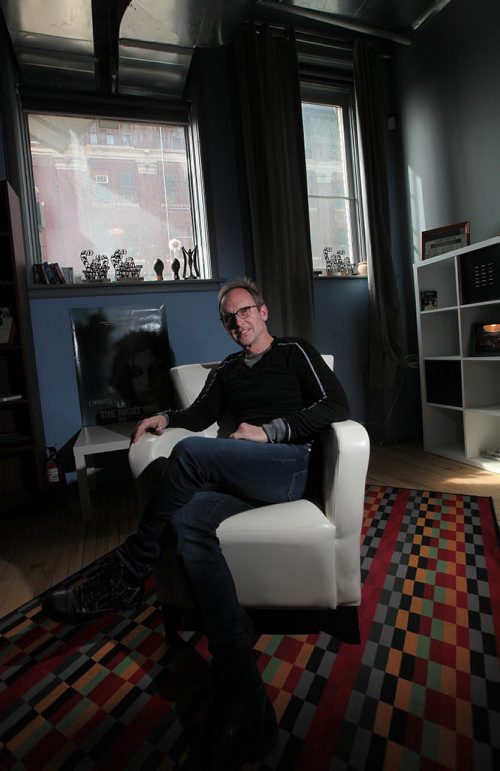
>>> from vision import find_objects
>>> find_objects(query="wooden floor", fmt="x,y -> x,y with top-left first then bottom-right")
1,440 -> 498,619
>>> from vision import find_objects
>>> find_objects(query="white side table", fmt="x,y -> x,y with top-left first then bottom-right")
73,422 -> 136,520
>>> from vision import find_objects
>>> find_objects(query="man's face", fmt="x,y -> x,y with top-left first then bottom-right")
220,288 -> 269,351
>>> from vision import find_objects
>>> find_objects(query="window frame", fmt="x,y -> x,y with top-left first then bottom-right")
301,80 -> 366,272
19,103 -> 212,285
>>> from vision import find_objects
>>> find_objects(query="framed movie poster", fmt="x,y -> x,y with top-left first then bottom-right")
421,221 -> 470,260
70,305 -> 175,426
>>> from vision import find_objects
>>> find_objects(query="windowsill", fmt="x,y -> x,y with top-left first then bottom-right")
28,278 -> 223,298
313,274 -> 367,280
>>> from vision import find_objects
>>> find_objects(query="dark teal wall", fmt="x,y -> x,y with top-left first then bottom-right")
395,0 -> 500,255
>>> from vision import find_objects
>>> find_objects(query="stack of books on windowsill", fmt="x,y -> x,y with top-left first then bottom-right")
32,263 -> 74,284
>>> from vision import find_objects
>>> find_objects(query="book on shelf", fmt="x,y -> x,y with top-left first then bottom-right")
0,307 -> 15,345
52,263 -> 67,283
35,262 -> 68,284
61,266 -> 74,283
32,264 -> 48,284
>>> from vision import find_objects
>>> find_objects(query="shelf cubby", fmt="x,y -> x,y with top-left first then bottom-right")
420,309 -> 460,357
424,359 -> 462,407
414,235 -> 500,474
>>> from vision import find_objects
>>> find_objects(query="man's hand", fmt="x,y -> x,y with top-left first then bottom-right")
131,415 -> 168,443
229,422 -> 268,443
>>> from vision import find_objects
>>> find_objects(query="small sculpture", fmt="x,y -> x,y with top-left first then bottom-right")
182,245 -> 200,279
153,258 -> 164,281
169,238 -> 183,281
171,258 -> 181,280
110,249 -> 143,280
323,247 -> 352,276
80,249 -> 110,281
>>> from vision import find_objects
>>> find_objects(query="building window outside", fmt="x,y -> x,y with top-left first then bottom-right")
301,85 -> 364,274
27,115 -> 210,282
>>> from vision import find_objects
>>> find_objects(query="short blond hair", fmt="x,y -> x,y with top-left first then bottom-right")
218,277 -> 265,313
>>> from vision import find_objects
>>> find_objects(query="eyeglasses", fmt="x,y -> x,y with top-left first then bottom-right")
220,304 -> 259,328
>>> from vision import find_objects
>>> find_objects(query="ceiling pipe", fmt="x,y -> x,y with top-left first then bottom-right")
412,0 -> 452,31
256,0 -> 413,45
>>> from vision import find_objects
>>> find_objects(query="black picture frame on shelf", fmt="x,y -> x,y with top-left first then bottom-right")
422,221 -> 470,260
472,322 -> 500,356
420,290 -> 438,310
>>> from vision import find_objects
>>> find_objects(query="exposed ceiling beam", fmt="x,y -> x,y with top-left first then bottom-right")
92,0 -> 132,94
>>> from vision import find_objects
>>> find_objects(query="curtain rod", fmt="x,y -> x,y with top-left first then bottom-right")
255,0 -> 412,45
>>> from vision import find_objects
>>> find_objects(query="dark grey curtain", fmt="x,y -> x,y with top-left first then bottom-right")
353,39 -> 405,398
232,24 -> 315,341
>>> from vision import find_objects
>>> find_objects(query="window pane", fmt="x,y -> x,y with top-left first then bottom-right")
27,115 -> 206,281
302,101 -> 359,272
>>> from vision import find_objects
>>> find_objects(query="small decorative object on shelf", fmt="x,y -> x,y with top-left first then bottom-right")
110,249 -> 143,281
80,250 -> 111,282
472,322 -> 500,355
356,261 -> 368,276
323,247 -> 352,276
480,448 -> 500,461
182,245 -> 200,279
421,220 -> 470,260
153,258 -> 164,281
420,290 -> 438,310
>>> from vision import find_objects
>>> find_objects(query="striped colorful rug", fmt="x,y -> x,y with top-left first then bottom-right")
1,487 -> 499,770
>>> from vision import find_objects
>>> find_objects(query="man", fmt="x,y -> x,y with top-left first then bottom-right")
44,277 -> 350,770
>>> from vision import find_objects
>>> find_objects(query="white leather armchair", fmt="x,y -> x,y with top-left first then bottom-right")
129,360 -> 370,641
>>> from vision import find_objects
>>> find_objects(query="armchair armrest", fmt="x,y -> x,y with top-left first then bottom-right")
322,419 -> 369,529
129,424 -> 218,479
321,419 -> 370,605
128,424 -> 218,505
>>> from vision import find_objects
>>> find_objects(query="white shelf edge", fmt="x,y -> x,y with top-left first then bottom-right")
464,404 -> 500,416
424,402 -> 463,411
422,355 -> 461,361
459,299 -> 500,310
420,306 -> 458,314
414,234 -> 500,266
424,444 -> 500,474
463,356 -> 500,362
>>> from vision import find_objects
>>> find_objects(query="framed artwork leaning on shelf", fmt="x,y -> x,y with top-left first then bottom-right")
472,322 -> 500,356
420,290 -> 438,310
422,221 -> 470,260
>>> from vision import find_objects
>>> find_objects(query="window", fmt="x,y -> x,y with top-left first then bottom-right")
26,115 -> 210,282
301,85 -> 365,273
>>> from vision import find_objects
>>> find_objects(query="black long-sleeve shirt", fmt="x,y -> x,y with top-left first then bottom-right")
163,337 -> 350,444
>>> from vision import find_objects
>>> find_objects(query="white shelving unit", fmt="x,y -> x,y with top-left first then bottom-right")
414,235 -> 500,474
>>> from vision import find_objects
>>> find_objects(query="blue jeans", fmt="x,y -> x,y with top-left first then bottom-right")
119,436 -> 311,673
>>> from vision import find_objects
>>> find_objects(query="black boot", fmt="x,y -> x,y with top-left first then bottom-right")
42,553 -> 144,623
181,680 -> 279,770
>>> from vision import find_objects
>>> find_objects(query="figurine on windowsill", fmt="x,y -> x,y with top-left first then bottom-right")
171,258 -> 181,280
181,245 -> 200,279
80,250 -> 111,282
169,238 -> 182,280
153,259 -> 164,281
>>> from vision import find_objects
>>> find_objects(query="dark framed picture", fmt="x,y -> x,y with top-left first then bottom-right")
420,290 -> 438,311
472,322 -> 500,356
422,221 -> 470,260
